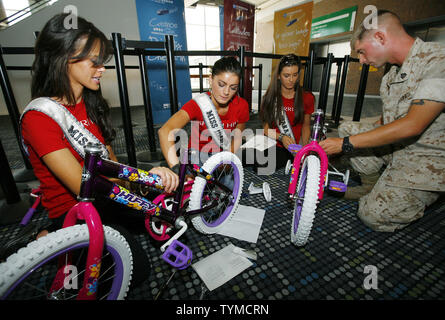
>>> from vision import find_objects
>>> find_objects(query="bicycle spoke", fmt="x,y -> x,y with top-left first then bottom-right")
23,281 -> 48,295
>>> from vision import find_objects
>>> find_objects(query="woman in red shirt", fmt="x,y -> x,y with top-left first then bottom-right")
257,54 -> 315,173
21,13 -> 177,287
158,57 -> 249,170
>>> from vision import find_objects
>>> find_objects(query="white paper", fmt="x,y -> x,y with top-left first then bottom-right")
217,205 -> 266,243
240,134 -> 276,151
192,243 -> 253,291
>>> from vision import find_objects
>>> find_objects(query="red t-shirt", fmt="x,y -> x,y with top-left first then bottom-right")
273,91 -> 315,148
21,99 -> 106,218
181,92 -> 250,153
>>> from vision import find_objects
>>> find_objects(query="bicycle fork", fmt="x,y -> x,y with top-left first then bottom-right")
48,202 -> 104,300
288,141 -> 329,201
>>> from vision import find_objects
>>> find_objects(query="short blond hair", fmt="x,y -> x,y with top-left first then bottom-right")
350,10 -> 402,50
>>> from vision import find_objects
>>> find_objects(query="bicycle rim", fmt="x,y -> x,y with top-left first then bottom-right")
293,163 -> 308,231
203,161 -> 240,226
190,152 -> 243,234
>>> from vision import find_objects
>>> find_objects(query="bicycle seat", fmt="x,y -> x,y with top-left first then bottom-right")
161,239 -> 193,270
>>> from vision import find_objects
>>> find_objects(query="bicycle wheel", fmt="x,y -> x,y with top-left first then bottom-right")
0,224 -> 133,300
291,155 -> 320,246
189,152 -> 244,234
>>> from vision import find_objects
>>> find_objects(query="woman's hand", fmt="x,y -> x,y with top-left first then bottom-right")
149,167 -> 179,193
281,135 -> 296,149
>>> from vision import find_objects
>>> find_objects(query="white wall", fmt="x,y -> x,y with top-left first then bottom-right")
0,0 -> 143,115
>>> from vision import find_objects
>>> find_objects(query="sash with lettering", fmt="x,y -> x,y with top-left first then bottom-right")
20,97 -> 109,159
193,93 -> 231,150
278,106 -> 296,142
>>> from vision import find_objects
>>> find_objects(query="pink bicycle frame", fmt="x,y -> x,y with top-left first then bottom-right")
49,202 -> 104,300
288,141 -> 329,200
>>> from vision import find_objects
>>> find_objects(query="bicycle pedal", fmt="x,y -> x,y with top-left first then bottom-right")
328,180 -> 347,192
162,239 -> 193,270
288,144 -> 302,155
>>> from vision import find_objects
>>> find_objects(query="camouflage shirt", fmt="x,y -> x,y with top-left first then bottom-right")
380,38 -> 445,191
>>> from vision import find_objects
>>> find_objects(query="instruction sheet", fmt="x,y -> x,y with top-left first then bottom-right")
217,205 -> 265,243
192,243 -> 253,291
240,134 -> 276,151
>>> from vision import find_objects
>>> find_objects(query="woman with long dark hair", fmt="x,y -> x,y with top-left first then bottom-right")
158,56 -> 249,169
20,13 -> 177,287
256,53 -> 315,173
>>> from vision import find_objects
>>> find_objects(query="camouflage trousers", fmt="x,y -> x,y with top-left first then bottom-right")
338,121 -> 439,232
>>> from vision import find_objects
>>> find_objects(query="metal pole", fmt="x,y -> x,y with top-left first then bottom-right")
138,51 -> 157,153
330,60 -> 343,122
307,50 -> 315,92
112,33 -> 137,167
334,55 -> 350,127
165,35 -> 179,115
353,64 -> 370,122
303,61 -> 309,89
0,46 -> 32,170
258,63 -> 262,114
199,62 -> 203,93
0,138 -> 20,204
238,46 -> 245,99
318,53 -> 333,113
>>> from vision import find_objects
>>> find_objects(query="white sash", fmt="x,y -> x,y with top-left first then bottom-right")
278,107 -> 296,142
193,93 -> 231,150
20,97 -> 109,159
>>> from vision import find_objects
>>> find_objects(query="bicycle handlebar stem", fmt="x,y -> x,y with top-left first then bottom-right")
79,143 -> 103,201
310,109 -> 325,142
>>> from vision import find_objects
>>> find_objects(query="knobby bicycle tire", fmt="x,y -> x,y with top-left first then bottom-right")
291,155 -> 320,246
189,152 -> 244,234
0,224 -> 133,300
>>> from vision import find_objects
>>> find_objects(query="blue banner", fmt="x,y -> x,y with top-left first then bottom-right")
135,0 -> 192,124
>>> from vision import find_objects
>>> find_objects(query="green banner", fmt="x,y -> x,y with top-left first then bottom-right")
310,6 -> 357,39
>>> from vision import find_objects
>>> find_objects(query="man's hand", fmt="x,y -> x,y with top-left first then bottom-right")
319,137 -> 343,155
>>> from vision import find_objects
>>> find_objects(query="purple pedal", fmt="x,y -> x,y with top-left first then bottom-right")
162,239 -> 193,270
288,144 -> 302,155
329,180 -> 347,193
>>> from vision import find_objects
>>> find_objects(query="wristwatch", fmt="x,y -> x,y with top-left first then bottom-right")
342,136 -> 354,154
278,133 -> 285,142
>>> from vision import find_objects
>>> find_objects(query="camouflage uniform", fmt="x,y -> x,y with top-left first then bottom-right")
338,38 -> 445,232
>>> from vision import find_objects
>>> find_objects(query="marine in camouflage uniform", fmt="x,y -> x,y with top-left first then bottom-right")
338,37 -> 445,232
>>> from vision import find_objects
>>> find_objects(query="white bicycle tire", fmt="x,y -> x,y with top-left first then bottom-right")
0,224 -> 133,300
291,155 -> 320,246
189,152 -> 244,234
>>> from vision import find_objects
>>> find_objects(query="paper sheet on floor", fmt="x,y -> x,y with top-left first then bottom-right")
192,243 -> 253,291
217,205 -> 265,243
240,134 -> 276,151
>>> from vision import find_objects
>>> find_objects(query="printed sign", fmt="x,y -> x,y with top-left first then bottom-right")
223,0 -> 255,108
135,0 -> 192,124
273,1 -> 313,74
311,6 -> 357,39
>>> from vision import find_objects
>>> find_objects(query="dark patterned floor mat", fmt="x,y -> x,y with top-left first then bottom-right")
3,167 -> 443,300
